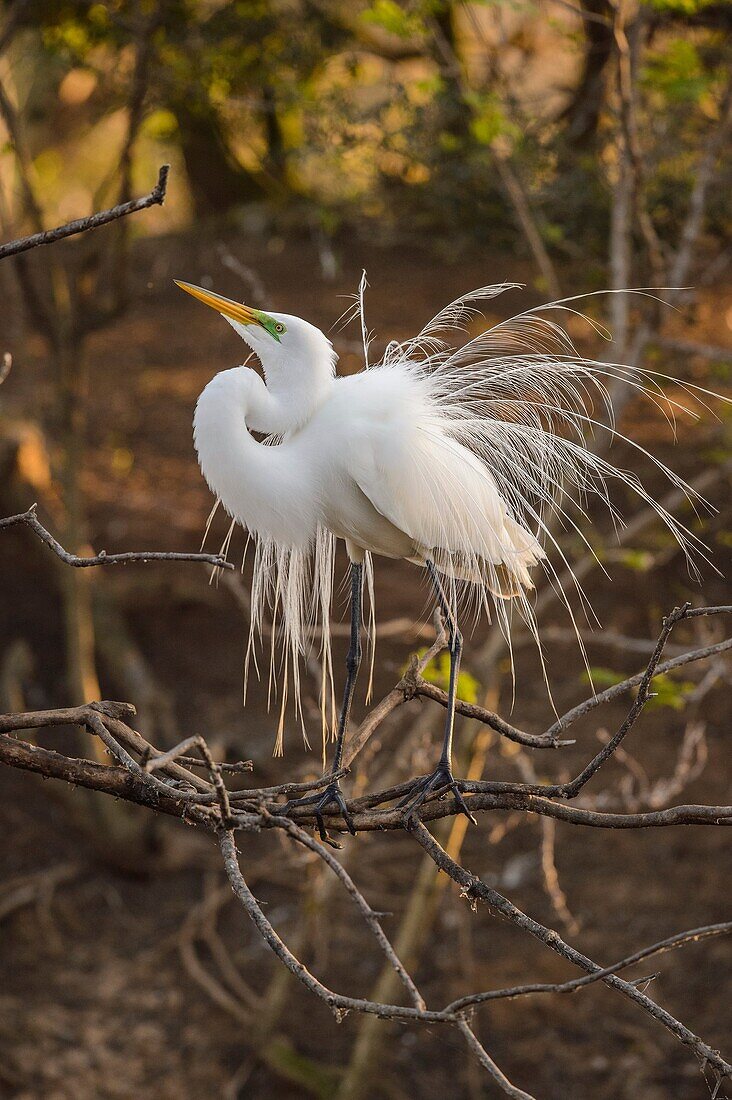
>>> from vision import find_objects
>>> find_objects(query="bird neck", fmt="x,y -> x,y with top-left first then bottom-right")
193,367 -> 315,545
255,343 -> 335,434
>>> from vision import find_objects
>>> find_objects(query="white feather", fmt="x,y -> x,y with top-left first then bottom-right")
193,282 -> 723,749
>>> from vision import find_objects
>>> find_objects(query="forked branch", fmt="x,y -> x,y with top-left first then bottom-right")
0,603 -> 729,1097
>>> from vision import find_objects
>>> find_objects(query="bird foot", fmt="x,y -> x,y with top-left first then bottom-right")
281,780 -> 356,844
397,763 -> 477,826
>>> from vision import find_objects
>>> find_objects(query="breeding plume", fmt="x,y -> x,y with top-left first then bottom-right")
177,277 -> 712,839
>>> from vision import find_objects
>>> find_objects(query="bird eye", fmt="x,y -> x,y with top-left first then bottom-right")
275,323 -> 285,334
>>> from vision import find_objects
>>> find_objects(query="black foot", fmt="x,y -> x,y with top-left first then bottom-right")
282,781 -> 356,844
397,763 -> 477,825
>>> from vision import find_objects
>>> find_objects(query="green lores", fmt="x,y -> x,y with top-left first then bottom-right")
254,309 -> 287,343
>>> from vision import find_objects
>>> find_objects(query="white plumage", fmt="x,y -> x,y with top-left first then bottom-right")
181,277 -> 715,762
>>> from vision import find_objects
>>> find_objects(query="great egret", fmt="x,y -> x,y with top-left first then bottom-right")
176,277 -> 713,840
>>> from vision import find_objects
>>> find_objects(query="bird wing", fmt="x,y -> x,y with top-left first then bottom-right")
341,368 -> 544,594
322,478 -> 419,561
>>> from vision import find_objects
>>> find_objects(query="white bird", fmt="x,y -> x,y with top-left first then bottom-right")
176,277 -> 713,839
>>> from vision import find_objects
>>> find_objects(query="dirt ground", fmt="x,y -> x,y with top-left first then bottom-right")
0,231 -> 730,1099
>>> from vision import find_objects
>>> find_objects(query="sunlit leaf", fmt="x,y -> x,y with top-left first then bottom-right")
360,0 -> 425,39
582,667 -> 626,689
618,549 -> 655,573
413,650 -> 481,705
646,673 -> 695,711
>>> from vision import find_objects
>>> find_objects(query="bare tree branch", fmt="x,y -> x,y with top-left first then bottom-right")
670,76 -> 732,287
377,605 -> 731,762
544,637 -> 732,742
453,1018 -> 538,1100
444,920 -> 732,1012
0,593 -> 729,1100
409,820 -> 732,1079
410,678 -> 574,749
0,165 -> 169,261
270,813 -> 426,1011
1,605 -> 729,834
2,723 -> 729,832
0,504 -> 233,570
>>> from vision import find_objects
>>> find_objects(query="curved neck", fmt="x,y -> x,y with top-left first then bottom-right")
193,367 -> 317,546
255,345 -> 335,434
226,313 -> 336,433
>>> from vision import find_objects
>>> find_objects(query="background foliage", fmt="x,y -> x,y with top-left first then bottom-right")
0,2 -> 730,1099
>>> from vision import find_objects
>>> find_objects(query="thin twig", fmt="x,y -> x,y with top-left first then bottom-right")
0,504 -> 233,570
409,820 -> 732,1078
545,638 -> 732,744
454,1018 -> 538,1100
445,921 -> 732,1013
228,768 -> 348,800
219,829 -> 536,1098
0,658 -> 729,1097
270,813 -> 426,1011
558,603 -> 690,797
414,607 -> 731,753
0,165 -> 170,260
412,678 -> 573,749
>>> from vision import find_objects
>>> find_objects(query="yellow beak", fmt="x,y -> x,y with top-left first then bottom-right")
174,280 -> 261,327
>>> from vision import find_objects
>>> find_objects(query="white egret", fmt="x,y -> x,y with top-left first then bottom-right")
176,277 -> 715,840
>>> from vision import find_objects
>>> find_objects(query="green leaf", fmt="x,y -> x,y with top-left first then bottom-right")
141,109 -> 179,142
618,549 -> 655,573
415,650 -> 481,705
642,39 -> 710,104
466,92 -> 505,146
646,673 -> 695,711
643,0 -> 717,12
582,667 -> 626,688
582,668 -> 694,711
360,0 -> 425,39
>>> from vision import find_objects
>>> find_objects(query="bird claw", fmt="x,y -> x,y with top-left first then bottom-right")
397,764 -> 477,826
282,781 -> 356,843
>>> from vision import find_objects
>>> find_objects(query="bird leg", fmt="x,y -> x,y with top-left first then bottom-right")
398,560 -> 476,825
282,561 -> 362,842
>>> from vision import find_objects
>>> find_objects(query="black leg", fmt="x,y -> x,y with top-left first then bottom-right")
398,560 -> 476,824
283,561 -> 362,841
428,559 -> 460,769
333,561 -> 363,773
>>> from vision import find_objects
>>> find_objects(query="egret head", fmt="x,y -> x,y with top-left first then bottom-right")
174,280 -> 336,377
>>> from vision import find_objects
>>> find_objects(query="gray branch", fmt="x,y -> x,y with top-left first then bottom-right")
0,504 -> 233,570
0,165 -> 169,261
0,602 -> 729,1098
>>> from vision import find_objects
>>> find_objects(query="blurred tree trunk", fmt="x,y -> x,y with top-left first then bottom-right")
0,17 -> 173,854
433,1 -> 472,144
172,94 -> 264,215
56,335 -> 102,706
558,0 -> 614,147
337,719 -> 497,1100
262,82 -> 289,186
